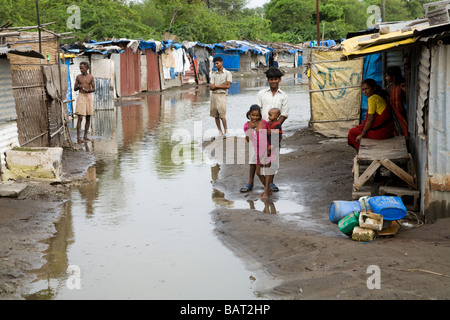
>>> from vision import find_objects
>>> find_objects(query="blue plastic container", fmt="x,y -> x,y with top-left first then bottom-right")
329,201 -> 361,224
368,196 -> 407,220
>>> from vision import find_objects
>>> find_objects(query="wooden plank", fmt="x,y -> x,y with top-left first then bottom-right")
358,137 -> 409,161
354,160 -> 381,190
408,153 -> 417,184
353,155 -> 359,187
380,159 -> 418,189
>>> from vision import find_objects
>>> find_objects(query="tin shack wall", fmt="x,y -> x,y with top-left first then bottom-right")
0,58 -> 17,123
0,58 -> 20,174
120,47 -> 141,97
145,49 -> 161,92
408,45 -> 430,219
426,44 -> 450,220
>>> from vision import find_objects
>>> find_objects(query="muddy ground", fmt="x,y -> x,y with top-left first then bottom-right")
211,127 -> 450,300
0,144 -> 95,300
1,127 -> 449,300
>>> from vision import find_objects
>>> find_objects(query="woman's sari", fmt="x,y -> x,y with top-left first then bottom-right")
389,84 -> 409,138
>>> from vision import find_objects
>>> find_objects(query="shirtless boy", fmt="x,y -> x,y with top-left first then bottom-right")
74,62 -> 95,143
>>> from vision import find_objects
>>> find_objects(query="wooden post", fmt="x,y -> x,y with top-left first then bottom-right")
35,0 -> 41,53
316,0 -> 320,47
322,21 -> 325,46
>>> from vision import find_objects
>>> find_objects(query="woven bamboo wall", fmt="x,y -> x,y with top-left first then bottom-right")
11,69 -> 48,147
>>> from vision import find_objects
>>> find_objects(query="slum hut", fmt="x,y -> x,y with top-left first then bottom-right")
64,41 -> 122,112
1,28 -> 72,149
253,40 -> 305,71
0,44 -> 44,178
307,47 -> 364,138
211,40 -> 271,73
182,41 -> 214,85
158,39 -> 191,90
268,42 -> 303,69
109,39 -> 142,97
341,12 -> 450,222
139,40 -> 163,92
80,39 -> 144,98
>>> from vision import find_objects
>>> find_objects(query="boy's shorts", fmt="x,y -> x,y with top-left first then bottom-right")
210,93 -> 227,118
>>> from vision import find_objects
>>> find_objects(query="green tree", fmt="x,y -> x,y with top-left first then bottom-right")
204,0 -> 247,15
265,0 -> 316,34
1,0 -> 160,42
0,0 -> 38,26
1,0 -> 432,45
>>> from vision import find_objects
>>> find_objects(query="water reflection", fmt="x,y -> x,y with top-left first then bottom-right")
77,166 -> 98,217
26,76 -> 311,299
24,194 -> 74,299
247,199 -> 277,214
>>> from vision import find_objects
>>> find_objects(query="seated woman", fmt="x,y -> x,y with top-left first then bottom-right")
348,79 -> 394,151
386,66 -> 409,138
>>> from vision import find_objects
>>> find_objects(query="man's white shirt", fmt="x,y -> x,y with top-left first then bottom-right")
256,87 -> 289,121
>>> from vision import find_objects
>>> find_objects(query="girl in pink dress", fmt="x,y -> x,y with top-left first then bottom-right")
241,104 -> 273,199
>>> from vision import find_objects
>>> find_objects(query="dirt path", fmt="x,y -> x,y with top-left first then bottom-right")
210,127 -> 450,299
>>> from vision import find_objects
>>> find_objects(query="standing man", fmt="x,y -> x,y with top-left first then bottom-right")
241,67 -> 288,193
210,56 -> 232,138
74,61 -> 95,143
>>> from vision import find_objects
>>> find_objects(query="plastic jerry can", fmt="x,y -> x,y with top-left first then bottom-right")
329,200 -> 361,224
352,226 -> 376,242
338,212 -> 360,236
359,211 -> 383,231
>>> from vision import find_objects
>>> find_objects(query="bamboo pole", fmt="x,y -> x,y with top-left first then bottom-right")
322,21 -> 325,46
35,0 -> 41,53
316,0 -> 320,47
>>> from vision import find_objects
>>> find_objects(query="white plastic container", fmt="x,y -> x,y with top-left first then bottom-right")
359,211 -> 383,231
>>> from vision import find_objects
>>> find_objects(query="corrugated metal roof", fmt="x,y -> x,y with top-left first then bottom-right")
342,21 -> 450,58
0,44 -> 44,59
342,30 -> 416,57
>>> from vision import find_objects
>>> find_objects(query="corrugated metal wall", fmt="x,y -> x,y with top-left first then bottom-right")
146,49 -> 161,92
0,122 -> 19,177
120,47 -> 141,97
0,57 -> 19,173
386,50 -> 404,75
427,44 -> 450,220
407,46 -> 427,217
0,58 -> 17,123
416,46 -> 431,139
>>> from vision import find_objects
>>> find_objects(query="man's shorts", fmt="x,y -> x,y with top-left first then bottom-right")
75,92 -> 94,116
210,93 -> 227,118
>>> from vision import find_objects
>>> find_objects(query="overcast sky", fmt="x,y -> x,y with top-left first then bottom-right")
246,0 -> 269,8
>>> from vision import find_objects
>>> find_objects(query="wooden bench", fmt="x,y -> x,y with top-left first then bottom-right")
353,137 -> 418,197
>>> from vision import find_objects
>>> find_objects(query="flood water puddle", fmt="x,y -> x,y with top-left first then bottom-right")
26,75 -> 311,299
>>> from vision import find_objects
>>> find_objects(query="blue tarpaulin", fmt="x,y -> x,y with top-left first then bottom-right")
161,39 -> 182,51
139,40 -> 157,52
309,39 -> 338,47
63,59 -> 73,115
212,47 -> 240,72
360,53 -> 383,122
